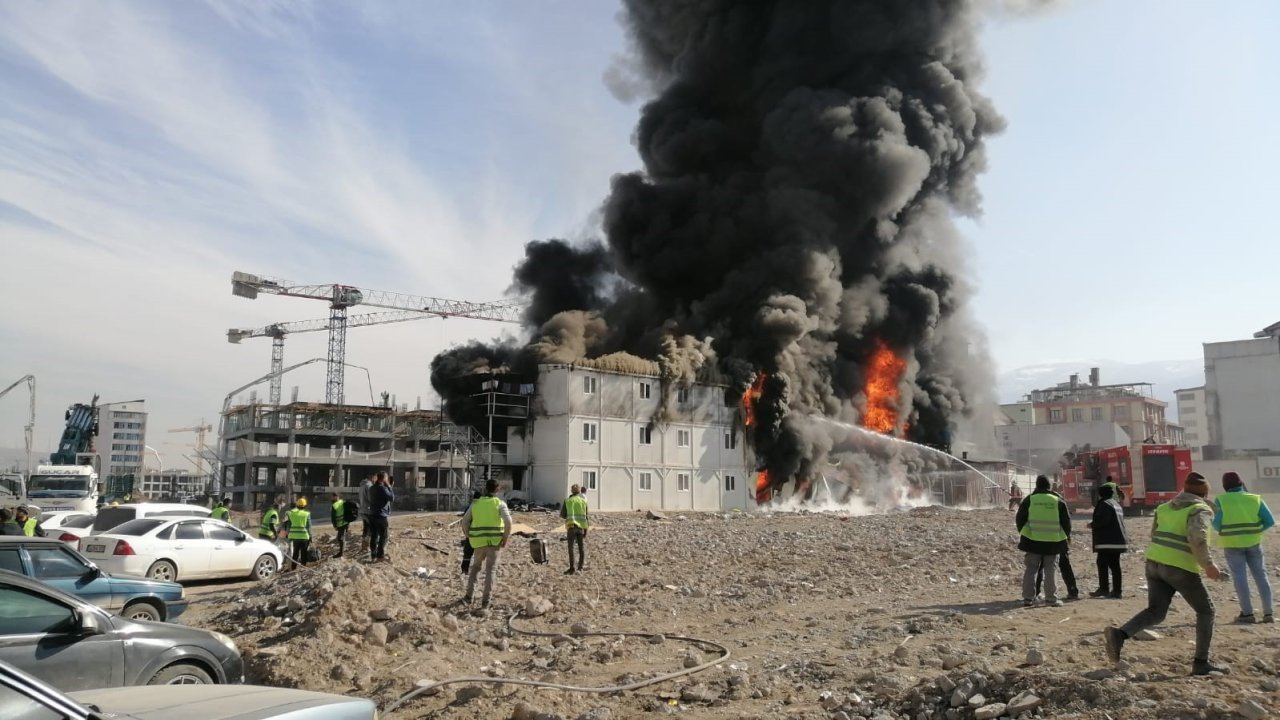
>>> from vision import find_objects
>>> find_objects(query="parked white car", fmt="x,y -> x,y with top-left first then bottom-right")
79,517 -> 281,583
40,512 -> 98,545
90,503 -> 213,534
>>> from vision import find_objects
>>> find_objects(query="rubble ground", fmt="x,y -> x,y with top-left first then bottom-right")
185,505 -> 1280,720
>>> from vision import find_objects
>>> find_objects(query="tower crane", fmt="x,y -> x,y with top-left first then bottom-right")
168,422 -> 212,478
0,374 -> 35,484
230,271 -> 524,405
228,310 -> 436,405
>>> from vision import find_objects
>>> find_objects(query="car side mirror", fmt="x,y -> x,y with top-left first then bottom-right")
77,611 -> 103,636
235,534 -> 247,543
85,564 -> 102,578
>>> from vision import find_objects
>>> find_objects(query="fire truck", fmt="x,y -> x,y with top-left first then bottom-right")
1061,444 -> 1194,515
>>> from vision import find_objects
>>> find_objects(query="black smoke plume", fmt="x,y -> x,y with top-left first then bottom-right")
432,0 -> 1002,496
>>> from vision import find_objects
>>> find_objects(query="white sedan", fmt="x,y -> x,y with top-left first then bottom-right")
41,511 -> 97,545
79,516 -> 282,582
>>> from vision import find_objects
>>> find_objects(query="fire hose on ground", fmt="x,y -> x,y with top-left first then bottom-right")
382,611 -> 732,714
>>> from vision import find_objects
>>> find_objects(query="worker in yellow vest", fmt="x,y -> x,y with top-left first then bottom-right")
1016,475 -> 1071,607
1105,472 -> 1228,675
258,500 -> 281,540
561,484 -> 589,575
280,498 -> 313,570
210,497 -> 232,522
461,480 -> 512,609
1212,471 -> 1274,624
13,507 -> 45,538
330,492 -> 350,559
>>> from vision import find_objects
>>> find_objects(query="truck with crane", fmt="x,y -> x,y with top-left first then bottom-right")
24,396 -> 104,515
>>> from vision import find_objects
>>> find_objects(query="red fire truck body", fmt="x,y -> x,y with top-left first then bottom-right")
1061,444 -> 1193,514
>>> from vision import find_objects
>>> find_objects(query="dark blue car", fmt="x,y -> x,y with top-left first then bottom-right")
0,536 -> 187,622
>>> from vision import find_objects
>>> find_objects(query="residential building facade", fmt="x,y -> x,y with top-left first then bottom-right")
1204,327 -> 1280,459
140,469 -> 210,501
1175,386 -> 1208,461
508,365 -> 752,512
96,400 -> 147,494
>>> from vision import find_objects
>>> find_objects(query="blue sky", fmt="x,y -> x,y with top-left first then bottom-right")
1,1 -> 1276,465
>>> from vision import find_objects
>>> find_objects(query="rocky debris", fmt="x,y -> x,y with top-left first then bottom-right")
1006,690 -> 1042,715
363,623 -> 388,646
1024,647 -> 1044,666
646,510 -> 667,520
1240,700 -> 1268,720
185,509 -> 1280,720
1133,629 -> 1161,641
974,703 -> 1006,719
524,596 -> 554,618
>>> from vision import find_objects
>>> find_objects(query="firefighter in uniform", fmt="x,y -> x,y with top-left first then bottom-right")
1016,475 -> 1071,607
561,484 -> 589,574
258,501 -> 280,540
1105,472 -> 1228,675
210,497 -> 232,521
330,492 -> 350,559
281,498 -> 313,570
1213,471 -> 1275,623
461,480 -> 512,609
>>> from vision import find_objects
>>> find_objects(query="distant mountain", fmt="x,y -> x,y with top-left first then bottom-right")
996,359 -> 1205,419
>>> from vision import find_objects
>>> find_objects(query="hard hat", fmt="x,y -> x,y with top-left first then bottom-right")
296,498 -> 308,508
111,501 -> 120,506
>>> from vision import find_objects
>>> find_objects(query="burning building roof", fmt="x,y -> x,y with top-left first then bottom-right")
432,0 -> 1001,498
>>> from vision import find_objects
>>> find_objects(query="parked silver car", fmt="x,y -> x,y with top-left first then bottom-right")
1,659 -> 377,719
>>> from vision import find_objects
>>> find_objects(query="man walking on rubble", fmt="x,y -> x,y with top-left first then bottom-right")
561,483 -> 589,574
461,479 -> 512,609
1034,482 -> 1081,601
1105,472 -> 1229,675
1088,482 -> 1129,598
1016,475 -> 1071,607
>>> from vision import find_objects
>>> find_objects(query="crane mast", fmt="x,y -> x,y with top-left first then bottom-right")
230,271 -> 523,404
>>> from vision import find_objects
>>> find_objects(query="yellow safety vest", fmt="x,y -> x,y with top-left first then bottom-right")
211,506 -> 230,521
1216,492 -> 1264,548
1147,502 -> 1208,574
286,508 -> 311,541
468,497 -> 504,549
258,507 -> 279,538
564,495 -> 589,529
21,518 -> 37,537
1020,494 -> 1067,543
332,499 -> 348,529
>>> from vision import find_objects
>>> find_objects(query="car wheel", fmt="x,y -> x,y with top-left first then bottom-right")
123,601 -> 162,622
147,560 -> 177,582
251,554 -> 278,581
148,662 -> 213,685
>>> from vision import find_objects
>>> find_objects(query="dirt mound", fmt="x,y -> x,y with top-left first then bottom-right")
185,510 -> 1280,719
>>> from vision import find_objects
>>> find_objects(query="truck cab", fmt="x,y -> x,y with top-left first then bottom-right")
24,465 -> 101,515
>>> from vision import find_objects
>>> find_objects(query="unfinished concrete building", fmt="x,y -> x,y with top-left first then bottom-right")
218,402 -> 479,511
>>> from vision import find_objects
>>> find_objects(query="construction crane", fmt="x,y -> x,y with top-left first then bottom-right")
168,422 -> 212,478
0,374 -> 35,492
230,271 -> 524,405
228,310 -> 435,405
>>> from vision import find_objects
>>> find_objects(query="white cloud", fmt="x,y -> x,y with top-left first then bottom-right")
0,1 -> 636,467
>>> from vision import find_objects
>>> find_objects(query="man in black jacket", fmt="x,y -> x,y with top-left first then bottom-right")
1089,483 -> 1130,598
1016,475 -> 1072,607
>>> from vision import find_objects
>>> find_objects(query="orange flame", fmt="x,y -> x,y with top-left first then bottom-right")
862,340 -> 907,435
754,469 -> 772,504
741,371 -> 767,427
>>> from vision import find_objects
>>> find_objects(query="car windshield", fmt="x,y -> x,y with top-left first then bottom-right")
102,518 -> 166,536
26,475 -> 89,497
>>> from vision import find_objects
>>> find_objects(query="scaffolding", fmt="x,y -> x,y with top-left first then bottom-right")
217,401 -> 485,511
